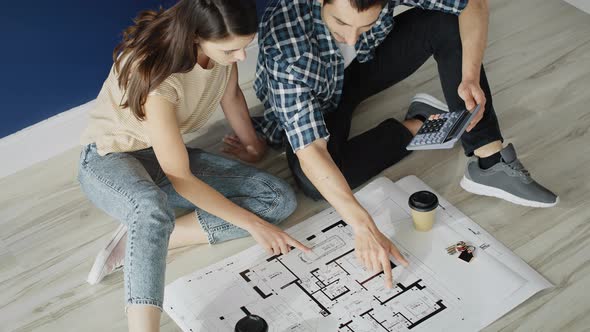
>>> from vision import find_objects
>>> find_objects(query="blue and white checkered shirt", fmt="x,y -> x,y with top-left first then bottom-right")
253,0 -> 468,151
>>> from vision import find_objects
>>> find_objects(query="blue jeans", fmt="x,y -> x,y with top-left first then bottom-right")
77,143 -> 297,311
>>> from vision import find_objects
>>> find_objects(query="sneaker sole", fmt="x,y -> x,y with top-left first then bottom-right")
411,93 -> 450,112
87,224 -> 127,285
460,176 -> 559,208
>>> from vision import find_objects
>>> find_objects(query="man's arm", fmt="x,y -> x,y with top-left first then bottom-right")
458,0 -> 489,131
296,140 -> 409,289
261,55 -> 408,289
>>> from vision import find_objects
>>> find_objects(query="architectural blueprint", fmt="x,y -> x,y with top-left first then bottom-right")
164,176 -> 552,331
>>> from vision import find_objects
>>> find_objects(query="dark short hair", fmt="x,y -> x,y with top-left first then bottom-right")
323,0 -> 388,11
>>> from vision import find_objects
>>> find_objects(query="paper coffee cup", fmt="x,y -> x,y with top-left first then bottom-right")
408,191 -> 439,231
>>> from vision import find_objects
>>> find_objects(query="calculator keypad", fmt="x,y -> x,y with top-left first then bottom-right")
411,111 -> 461,146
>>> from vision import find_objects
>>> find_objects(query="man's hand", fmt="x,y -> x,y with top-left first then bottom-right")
296,139 -> 410,289
354,224 -> 409,289
458,0 -> 489,132
458,79 -> 486,132
222,133 -> 268,163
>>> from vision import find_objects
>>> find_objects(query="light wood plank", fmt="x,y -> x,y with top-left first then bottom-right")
1,0 -> 589,330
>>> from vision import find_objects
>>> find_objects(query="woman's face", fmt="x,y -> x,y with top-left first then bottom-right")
198,34 -> 256,66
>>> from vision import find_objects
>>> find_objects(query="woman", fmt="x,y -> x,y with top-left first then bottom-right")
78,0 -> 308,330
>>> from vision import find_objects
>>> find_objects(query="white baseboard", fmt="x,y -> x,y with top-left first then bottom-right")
0,40 -> 261,179
0,101 -> 93,178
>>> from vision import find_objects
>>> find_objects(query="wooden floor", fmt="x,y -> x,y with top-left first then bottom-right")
1,0 -> 590,331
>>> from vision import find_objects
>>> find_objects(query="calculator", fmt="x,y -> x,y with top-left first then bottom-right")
406,104 -> 482,150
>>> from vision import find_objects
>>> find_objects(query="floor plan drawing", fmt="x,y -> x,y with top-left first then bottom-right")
164,176 -> 552,332
237,219 -> 450,332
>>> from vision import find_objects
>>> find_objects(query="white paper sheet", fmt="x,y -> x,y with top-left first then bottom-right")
164,176 -> 552,331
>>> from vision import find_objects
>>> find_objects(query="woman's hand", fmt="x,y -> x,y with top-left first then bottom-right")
246,219 -> 311,256
222,133 -> 267,163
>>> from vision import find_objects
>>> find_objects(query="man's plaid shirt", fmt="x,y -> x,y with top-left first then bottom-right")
253,0 -> 468,151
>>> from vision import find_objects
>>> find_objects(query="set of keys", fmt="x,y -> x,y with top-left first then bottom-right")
446,241 -> 476,263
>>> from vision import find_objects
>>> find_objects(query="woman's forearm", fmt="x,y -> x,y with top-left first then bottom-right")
221,88 -> 263,151
169,174 -> 264,230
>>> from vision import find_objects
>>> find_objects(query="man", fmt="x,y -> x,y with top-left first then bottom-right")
247,0 -> 558,287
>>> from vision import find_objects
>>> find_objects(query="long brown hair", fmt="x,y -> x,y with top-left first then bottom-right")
113,0 -> 258,120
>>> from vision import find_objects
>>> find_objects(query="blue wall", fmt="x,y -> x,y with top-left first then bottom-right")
0,1 -> 175,138
0,0 -> 267,138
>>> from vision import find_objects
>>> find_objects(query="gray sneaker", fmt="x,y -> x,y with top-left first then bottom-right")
460,144 -> 558,208
405,93 -> 449,121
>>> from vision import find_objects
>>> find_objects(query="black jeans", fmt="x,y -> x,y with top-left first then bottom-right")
287,8 -> 503,200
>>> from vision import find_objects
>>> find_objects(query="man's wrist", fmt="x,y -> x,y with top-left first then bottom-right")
347,210 -> 377,233
461,52 -> 483,82
462,66 -> 481,83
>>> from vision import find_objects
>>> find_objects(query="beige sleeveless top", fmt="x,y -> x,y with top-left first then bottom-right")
81,60 -> 232,156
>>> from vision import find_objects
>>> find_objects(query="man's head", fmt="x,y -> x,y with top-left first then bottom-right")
319,0 -> 387,46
